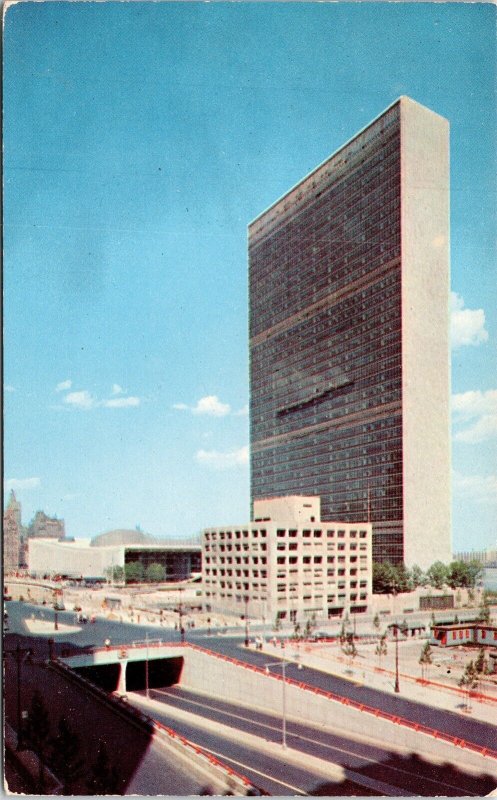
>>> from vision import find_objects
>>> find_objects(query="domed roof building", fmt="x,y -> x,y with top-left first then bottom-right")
90,529 -> 158,547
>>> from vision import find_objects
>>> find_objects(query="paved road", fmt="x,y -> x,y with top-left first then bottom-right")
191,632 -> 497,752
7,602 -> 496,753
130,685 -> 496,797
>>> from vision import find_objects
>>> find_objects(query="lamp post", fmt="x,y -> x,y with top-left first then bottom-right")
4,643 -> 31,750
394,623 -> 400,693
178,587 -> 185,643
145,632 -> 150,698
244,596 -> 249,647
264,655 -> 302,749
393,622 -> 407,693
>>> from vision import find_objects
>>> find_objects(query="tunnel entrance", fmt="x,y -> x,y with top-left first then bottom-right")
75,662 -> 121,692
126,656 -> 184,692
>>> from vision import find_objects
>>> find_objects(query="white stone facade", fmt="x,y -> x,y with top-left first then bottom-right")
203,496 -> 372,623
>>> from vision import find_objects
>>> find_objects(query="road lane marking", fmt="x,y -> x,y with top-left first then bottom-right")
196,746 -> 309,796
150,688 -> 480,795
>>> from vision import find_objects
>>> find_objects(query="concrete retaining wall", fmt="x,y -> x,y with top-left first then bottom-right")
181,648 -> 497,777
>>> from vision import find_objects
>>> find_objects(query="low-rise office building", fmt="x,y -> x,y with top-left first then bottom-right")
28,529 -> 201,582
203,496 -> 372,623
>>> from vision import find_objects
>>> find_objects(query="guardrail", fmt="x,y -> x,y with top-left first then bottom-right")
48,657 -> 265,795
61,640 -> 497,762
185,642 -> 497,762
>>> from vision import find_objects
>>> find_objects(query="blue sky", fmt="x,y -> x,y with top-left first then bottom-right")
4,2 -> 496,554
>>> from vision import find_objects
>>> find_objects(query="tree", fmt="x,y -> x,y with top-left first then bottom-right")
304,615 -> 316,638
24,691 -> 51,792
105,565 -> 124,584
409,564 -> 426,589
475,647 -> 488,688
86,741 -> 120,795
375,632 -> 388,667
372,561 -> 411,594
458,660 -> 478,711
293,621 -> 302,640
425,561 -> 448,590
447,560 -> 483,589
49,716 -> 84,794
124,561 -> 144,584
418,641 -> 433,681
341,632 -> 358,667
146,562 -> 166,583
477,592 -> 491,624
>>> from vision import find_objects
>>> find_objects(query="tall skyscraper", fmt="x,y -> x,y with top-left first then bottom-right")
4,492 -> 21,573
249,97 -> 451,568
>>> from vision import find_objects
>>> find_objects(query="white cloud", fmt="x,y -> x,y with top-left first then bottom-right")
452,389 -> 497,443
102,396 -> 140,408
450,292 -> 489,349
56,380 -> 72,393
174,395 -> 231,417
234,404 -> 249,417
193,395 -> 231,417
5,385 -> 15,392
59,386 -> 141,410
195,445 -> 249,470
453,471 -> 497,505
112,384 -> 124,395
5,477 -> 41,492
64,390 -> 96,409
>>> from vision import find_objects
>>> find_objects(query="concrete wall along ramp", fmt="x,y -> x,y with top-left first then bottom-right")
181,645 -> 497,778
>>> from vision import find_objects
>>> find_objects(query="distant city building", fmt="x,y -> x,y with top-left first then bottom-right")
28,528 -> 201,582
3,492 -> 22,573
203,496 -> 372,622
249,97 -> 451,568
27,510 -> 66,540
453,548 -> 497,568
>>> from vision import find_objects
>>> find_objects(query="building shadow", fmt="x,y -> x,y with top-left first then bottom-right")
311,750 -> 497,796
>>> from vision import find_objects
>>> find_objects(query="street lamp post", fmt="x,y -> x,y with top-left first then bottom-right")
264,655 -> 302,749
394,623 -> 400,693
145,633 -> 150,698
178,587 -> 185,643
4,643 -> 31,750
244,596 -> 249,647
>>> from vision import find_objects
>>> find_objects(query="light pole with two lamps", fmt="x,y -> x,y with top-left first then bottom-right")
264,650 -> 302,749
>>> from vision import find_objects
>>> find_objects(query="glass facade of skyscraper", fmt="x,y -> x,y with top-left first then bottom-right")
249,103 -> 405,563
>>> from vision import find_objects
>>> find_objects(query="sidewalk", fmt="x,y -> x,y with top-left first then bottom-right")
252,638 -> 497,727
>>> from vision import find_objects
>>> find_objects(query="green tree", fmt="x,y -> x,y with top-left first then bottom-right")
425,561 -> 448,590
447,560 -> 483,589
409,564 -> 426,588
477,592 -> 491,623
49,716 -> 84,794
458,660 -> 478,711
372,562 -> 411,594
105,565 -> 124,584
372,613 -> 381,633
304,615 -> 316,638
375,632 -> 388,667
419,641 -> 433,680
475,647 -> 487,681
342,632 -> 358,666
146,562 -> 166,583
86,741 -> 120,795
24,691 -> 51,793
124,561 -> 144,584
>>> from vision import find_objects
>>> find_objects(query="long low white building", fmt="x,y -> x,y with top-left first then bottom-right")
28,529 -> 201,582
203,496 -> 372,622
